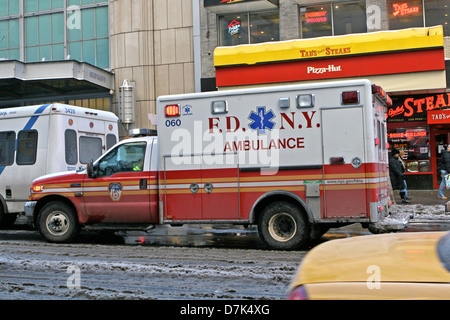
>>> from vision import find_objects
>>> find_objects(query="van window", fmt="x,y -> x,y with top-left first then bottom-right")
16,130 -> 38,165
0,131 -> 16,166
97,142 -> 146,177
79,136 -> 102,164
65,129 -> 78,165
106,134 -> 117,150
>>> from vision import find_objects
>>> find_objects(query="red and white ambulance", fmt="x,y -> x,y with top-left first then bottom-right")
27,80 -> 407,249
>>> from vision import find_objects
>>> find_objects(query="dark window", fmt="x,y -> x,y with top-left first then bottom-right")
0,131 -> 16,166
65,129 -> 78,165
218,10 -> 279,46
425,0 -> 450,36
388,0 -> 424,30
106,133 -> 117,151
333,1 -> 367,35
300,4 -> 332,38
16,130 -> 38,165
79,136 -> 102,164
97,142 -> 146,177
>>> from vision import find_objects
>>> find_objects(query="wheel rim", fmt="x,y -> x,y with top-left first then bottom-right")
46,211 -> 70,236
268,212 -> 297,242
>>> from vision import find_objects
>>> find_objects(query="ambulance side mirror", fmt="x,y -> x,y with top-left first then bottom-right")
87,160 -> 96,178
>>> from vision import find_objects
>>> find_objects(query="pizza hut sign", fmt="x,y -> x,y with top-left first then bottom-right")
228,20 -> 241,36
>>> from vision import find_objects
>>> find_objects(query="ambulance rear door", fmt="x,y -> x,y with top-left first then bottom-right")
321,105 -> 367,219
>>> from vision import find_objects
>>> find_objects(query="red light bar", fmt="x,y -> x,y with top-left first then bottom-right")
372,84 -> 393,106
341,91 -> 359,105
165,104 -> 180,117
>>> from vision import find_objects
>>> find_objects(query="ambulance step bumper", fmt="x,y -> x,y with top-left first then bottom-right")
24,201 -> 37,225
368,211 -> 413,234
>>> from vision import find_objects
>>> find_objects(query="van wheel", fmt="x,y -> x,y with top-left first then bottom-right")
37,202 -> 79,243
0,204 -> 17,228
258,202 -> 308,250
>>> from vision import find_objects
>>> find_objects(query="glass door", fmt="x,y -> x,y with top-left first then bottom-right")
432,130 -> 450,188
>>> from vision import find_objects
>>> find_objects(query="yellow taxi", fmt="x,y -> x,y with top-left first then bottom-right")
288,231 -> 450,299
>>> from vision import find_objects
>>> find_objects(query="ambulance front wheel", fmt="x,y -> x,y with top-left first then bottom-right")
258,201 -> 308,250
37,201 -> 80,243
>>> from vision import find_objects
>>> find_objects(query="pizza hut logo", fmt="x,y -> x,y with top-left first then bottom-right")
227,20 -> 240,36
109,182 -> 123,201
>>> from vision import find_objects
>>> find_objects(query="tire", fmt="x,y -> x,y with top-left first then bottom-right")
0,204 -> 17,228
37,202 -> 80,243
257,201 -> 309,250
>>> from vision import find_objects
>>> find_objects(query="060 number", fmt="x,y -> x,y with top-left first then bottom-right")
165,119 -> 181,127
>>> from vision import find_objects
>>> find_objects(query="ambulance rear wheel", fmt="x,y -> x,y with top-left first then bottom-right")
38,201 -> 79,243
258,201 -> 308,250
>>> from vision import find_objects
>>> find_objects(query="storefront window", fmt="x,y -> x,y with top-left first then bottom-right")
388,0 -> 424,30
387,127 -> 430,172
219,14 -> 249,46
300,1 -> 366,39
425,0 -> 450,36
250,11 -> 280,43
218,10 -> 279,46
300,4 -> 332,38
333,1 -> 367,35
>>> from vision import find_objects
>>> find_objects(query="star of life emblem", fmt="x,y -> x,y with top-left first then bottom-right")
248,106 -> 276,134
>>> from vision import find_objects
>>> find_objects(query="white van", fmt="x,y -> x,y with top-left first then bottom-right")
0,103 -> 118,226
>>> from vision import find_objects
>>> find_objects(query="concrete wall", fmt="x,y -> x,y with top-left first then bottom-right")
110,0 -> 195,131
109,0 -> 449,132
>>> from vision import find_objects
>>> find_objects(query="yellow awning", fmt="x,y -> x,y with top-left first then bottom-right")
214,26 -> 444,67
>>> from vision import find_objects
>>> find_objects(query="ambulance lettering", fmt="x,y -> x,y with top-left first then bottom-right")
208,107 -> 319,153
280,111 -> 319,129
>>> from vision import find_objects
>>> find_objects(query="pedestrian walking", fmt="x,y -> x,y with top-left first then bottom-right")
389,149 -> 410,204
438,144 -> 450,200
398,149 -> 411,201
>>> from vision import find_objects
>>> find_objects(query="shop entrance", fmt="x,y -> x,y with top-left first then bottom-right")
431,130 -> 450,188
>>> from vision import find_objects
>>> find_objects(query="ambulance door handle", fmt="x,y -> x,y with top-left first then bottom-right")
204,182 -> 213,194
140,179 -> 147,190
190,183 -> 199,194
329,157 -> 345,165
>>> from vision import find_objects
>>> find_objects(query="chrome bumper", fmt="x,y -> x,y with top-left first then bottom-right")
24,201 -> 37,224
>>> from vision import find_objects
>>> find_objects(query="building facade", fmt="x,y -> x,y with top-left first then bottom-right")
200,0 -> 450,82
201,0 -> 450,190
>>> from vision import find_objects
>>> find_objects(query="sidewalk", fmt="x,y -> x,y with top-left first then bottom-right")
392,189 -> 447,206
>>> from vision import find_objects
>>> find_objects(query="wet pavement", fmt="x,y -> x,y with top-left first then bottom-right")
10,189 -> 450,249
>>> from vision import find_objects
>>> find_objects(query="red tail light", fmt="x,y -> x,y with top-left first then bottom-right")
375,137 -> 380,146
341,91 -> 359,105
372,84 -> 393,106
287,285 -> 309,300
165,104 -> 180,117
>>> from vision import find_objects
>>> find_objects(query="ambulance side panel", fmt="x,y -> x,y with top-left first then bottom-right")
157,80 -> 389,225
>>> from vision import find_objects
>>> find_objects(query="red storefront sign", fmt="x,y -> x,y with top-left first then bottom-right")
427,109 -> 450,124
388,93 -> 450,122
392,3 -> 420,16
215,48 -> 444,87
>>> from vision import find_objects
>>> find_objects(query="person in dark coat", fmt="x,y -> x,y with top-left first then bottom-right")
389,149 -> 409,204
438,144 -> 450,199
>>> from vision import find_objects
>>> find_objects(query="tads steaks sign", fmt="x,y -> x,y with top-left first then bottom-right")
387,93 -> 450,123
